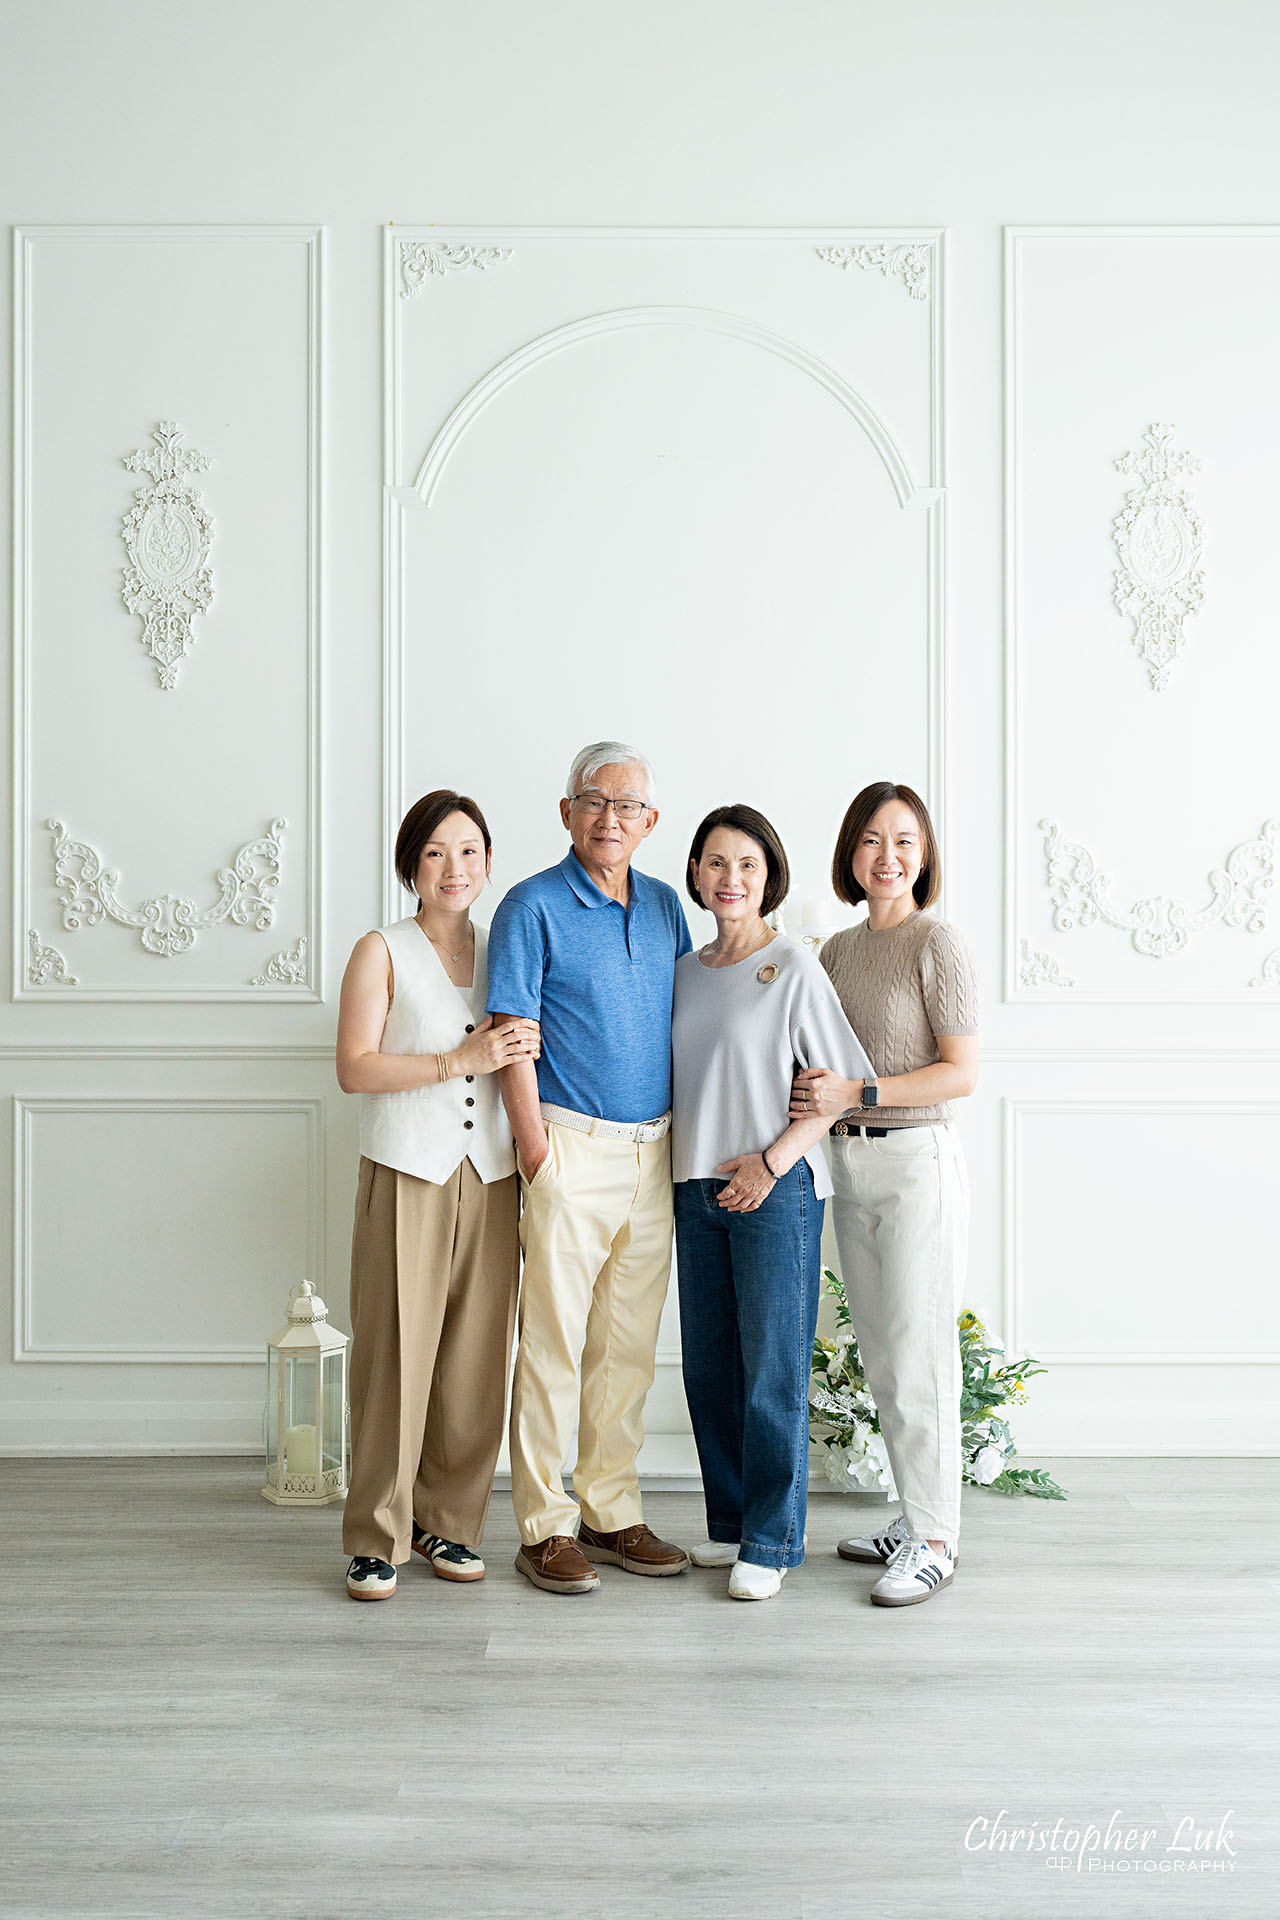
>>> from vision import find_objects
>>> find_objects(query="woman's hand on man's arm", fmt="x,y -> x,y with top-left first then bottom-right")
788,1069 -> 859,1120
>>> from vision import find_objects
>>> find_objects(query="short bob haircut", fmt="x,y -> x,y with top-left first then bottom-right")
686,804 -> 790,918
394,789 -> 492,903
831,781 -> 941,911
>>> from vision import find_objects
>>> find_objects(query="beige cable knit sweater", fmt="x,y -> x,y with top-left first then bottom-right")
818,911 -> 978,1128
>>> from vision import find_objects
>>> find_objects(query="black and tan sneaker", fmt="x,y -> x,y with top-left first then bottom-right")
412,1524 -> 485,1582
346,1556 -> 396,1601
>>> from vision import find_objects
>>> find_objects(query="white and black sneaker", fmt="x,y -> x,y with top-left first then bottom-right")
346,1556 -> 397,1601
412,1524 -> 485,1583
837,1513 -> 912,1564
870,1537 -> 954,1608
839,1513 -> 960,1569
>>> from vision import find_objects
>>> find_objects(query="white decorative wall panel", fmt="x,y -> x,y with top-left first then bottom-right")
385,229 -> 944,1434
1004,228 -> 1280,1002
13,1097 -> 324,1364
384,228 -> 945,924
1003,1100 -> 1280,1365
12,226 -> 323,999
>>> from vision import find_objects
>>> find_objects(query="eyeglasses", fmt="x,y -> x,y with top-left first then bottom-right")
570,794 -> 649,821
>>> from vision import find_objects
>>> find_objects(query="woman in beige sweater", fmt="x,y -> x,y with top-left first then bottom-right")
790,781 -> 978,1609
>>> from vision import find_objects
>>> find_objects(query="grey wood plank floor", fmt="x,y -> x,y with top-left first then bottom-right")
1,1457 -> 1275,1920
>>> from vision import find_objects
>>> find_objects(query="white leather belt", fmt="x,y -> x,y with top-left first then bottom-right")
540,1102 -> 671,1144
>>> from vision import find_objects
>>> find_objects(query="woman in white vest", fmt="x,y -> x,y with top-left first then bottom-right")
335,790 -> 540,1601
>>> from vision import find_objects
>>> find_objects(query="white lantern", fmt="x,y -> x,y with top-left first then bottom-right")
262,1280 -> 349,1505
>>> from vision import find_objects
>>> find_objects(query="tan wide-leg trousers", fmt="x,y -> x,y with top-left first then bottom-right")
343,1155 -> 519,1566
510,1123 -> 674,1545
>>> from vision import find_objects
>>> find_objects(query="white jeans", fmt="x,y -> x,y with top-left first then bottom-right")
828,1125 -> 969,1544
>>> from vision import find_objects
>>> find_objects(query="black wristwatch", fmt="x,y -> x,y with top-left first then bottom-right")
861,1080 -> 879,1109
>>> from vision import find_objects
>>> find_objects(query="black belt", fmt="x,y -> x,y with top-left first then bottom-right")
829,1121 -> 931,1139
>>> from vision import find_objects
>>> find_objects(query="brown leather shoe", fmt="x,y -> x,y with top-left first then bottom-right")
514,1534 -> 600,1594
577,1521 -> 690,1577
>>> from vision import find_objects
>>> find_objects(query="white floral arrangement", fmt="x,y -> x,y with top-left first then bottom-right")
809,1268 -> 1066,1501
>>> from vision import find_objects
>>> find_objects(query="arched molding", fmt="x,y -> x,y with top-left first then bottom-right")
406,305 -> 926,512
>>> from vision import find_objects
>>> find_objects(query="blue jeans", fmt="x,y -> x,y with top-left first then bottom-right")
674,1161 -> 823,1569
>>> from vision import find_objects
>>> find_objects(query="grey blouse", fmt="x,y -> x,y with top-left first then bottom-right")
671,934 -> 873,1199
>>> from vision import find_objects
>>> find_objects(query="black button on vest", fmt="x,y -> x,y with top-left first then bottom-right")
465,1097 -> 475,1108
463,1119 -> 474,1130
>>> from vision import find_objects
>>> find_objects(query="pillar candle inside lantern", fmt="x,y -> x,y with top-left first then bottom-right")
286,1424 -> 317,1478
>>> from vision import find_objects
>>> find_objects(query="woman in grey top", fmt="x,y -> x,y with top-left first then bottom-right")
790,781 -> 979,1609
672,805 -> 871,1601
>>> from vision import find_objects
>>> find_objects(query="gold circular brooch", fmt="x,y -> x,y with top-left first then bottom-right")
757,962 -> 780,985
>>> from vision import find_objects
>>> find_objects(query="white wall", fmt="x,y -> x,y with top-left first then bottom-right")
2,0 -> 1277,1458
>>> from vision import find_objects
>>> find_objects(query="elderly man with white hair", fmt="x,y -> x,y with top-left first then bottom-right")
487,741 -> 693,1593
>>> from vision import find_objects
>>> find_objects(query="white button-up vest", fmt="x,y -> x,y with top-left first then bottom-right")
358,917 -> 515,1185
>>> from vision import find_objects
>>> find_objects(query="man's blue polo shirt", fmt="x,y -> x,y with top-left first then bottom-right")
486,851 -> 692,1124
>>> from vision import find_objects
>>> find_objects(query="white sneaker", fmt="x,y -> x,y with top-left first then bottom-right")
690,1540 -> 740,1567
870,1537 -> 954,1608
728,1561 -> 788,1601
837,1513 -> 912,1564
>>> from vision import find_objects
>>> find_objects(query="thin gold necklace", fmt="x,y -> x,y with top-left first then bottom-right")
420,917 -> 472,965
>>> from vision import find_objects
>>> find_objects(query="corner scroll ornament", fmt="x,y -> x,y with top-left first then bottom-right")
817,243 -> 930,301
27,930 -> 78,987
1040,817 -> 1276,960
49,818 -> 286,959
400,241 -> 512,299
1112,424 -> 1204,691
250,935 -> 309,988
1249,950 -> 1280,989
121,422 -> 215,690
1018,939 -> 1074,989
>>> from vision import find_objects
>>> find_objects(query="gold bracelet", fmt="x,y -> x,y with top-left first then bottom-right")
437,1051 -> 449,1083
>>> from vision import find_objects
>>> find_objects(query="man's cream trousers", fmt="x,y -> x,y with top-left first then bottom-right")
829,1123 -> 969,1544
510,1120 -> 674,1545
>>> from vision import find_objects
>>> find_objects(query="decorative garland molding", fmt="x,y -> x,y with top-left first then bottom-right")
400,241 -> 512,298
26,930 -> 77,986
1018,938 -> 1074,989
1040,816 -> 1276,959
12,226 -> 324,1004
121,421 -> 215,689
1002,231 -> 1280,1002
817,242 -> 930,301
1112,423 -> 1204,691
1249,950 -> 1280,989
250,934 -> 308,987
49,818 -> 286,958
